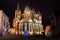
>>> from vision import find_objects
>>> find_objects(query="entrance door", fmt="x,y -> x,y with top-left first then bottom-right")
23,22 -> 28,36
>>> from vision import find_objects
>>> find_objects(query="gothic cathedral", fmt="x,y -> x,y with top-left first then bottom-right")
13,3 -> 44,35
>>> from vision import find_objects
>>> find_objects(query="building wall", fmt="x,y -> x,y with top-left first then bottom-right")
0,10 -> 10,35
0,10 -> 3,34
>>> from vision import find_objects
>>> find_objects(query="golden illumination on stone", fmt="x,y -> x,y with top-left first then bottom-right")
8,28 -> 16,34
45,25 -> 52,36
11,3 -> 44,35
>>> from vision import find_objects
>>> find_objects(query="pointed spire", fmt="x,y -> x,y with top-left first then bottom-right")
27,3 -> 29,8
24,3 -> 30,11
17,2 -> 19,10
31,8 -> 35,14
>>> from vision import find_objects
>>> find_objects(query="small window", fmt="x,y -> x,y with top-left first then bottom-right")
4,20 -> 5,26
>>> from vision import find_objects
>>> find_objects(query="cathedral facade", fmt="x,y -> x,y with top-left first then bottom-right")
13,3 -> 44,35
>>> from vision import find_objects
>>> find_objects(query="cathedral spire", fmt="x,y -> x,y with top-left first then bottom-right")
17,2 -> 19,10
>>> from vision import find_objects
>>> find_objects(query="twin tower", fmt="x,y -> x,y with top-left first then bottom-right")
13,3 -> 44,35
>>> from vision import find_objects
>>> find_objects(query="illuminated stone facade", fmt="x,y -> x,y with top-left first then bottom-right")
13,3 -> 44,35
0,10 -> 10,35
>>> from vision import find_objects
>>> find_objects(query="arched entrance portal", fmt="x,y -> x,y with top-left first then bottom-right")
23,22 -> 29,36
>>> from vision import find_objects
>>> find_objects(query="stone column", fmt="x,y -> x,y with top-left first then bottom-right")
25,22 -> 27,30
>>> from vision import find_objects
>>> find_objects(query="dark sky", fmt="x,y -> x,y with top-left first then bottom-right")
0,0 -> 59,27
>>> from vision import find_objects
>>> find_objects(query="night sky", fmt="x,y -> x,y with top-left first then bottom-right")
0,0 -> 59,27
